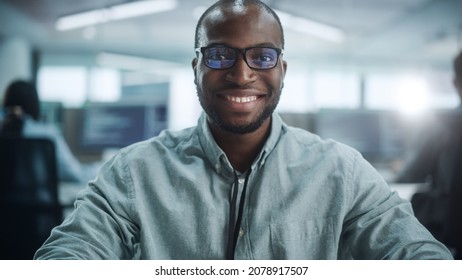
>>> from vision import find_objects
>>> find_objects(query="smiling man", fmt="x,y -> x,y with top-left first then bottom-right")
35,0 -> 453,260
192,1 -> 286,173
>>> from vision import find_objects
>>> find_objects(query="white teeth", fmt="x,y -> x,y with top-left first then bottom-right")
226,96 -> 258,103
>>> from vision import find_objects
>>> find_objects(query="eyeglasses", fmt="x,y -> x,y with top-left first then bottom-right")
195,46 -> 284,70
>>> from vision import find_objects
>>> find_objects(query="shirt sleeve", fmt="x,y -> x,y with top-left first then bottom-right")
340,153 -> 453,260
34,152 -> 139,260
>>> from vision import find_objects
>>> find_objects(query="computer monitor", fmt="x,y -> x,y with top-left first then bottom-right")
78,103 -> 167,152
314,109 -> 407,162
40,101 -> 64,130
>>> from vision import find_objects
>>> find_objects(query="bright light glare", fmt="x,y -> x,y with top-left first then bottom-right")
396,76 -> 430,116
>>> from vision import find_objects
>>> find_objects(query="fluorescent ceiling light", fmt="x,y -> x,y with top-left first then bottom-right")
275,10 -> 345,43
96,52 -> 182,75
55,0 -> 178,31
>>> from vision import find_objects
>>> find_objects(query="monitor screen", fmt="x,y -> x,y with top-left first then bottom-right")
79,103 -> 167,151
40,101 -> 64,129
314,109 -> 407,162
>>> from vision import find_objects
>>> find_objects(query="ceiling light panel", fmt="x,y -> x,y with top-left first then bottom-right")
55,0 -> 178,31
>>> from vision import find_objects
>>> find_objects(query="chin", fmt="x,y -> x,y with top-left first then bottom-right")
219,117 -> 267,134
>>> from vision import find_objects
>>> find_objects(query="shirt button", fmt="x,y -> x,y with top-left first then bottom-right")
239,228 -> 245,237
238,178 -> 245,184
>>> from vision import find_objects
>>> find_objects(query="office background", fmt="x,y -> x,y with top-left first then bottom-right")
1,0 -> 462,172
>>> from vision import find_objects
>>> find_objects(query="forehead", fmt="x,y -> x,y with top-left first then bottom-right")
199,4 -> 282,47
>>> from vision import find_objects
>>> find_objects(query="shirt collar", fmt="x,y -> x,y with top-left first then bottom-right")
196,112 -> 284,174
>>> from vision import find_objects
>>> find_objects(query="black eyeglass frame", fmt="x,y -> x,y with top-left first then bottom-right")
195,46 -> 284,70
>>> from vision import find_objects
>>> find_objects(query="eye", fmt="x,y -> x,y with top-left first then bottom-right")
208,53 -> 227,61
249,48 -> 277,62
206,47 -> 233,61
246,48 -> 278,68
259,54 -> 275,62
203,47 -> 237,69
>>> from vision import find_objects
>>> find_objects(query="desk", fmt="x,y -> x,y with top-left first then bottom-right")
59,182 -> 86,217
389,183 -> 428,201
375,164 -> 428,201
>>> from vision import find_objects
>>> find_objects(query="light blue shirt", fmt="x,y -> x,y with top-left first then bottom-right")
35,113 -> 453,259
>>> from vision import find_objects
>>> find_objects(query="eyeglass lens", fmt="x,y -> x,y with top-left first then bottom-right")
203,47 -> 279,69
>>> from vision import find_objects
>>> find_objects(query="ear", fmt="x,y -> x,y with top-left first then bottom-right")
192,57 -> 198,69
192,58 -> 198,84
281,59 -> 288,89
282,59 -> 288,78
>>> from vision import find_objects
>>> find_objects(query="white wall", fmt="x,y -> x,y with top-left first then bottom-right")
0,37 -> 32,100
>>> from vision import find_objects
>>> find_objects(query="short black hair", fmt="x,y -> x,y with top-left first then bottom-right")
194,0 -> 285,50
2,80 -> 41,120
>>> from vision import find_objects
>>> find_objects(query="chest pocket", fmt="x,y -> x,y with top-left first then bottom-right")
270,217 -> 336,259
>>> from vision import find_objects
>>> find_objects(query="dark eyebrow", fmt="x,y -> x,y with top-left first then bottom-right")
204,43 -> 228,48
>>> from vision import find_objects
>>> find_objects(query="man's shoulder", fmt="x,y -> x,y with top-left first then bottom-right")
118,126 -> 199,157
281,123 -> 335,147
280,123 -> 360,158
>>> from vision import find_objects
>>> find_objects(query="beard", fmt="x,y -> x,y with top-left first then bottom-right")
196,86 -> 280,134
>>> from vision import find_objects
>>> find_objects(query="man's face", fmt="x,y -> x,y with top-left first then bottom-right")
192,5 -> 287,134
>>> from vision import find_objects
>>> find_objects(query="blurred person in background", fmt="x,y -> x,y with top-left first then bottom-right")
394,50 -> 462,258
0,79 -> 99,184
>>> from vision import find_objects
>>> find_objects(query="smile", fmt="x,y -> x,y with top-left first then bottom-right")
225,95 -> 258,103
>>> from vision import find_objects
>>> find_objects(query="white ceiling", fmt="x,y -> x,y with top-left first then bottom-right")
1,0 -> 462,69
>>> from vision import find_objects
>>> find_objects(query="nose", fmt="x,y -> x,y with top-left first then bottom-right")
225,54 -> 257,85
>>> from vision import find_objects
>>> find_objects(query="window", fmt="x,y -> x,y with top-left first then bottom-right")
37,66 -> 121,107
37,66 -> 87,107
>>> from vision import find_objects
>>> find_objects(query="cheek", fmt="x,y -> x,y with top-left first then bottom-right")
267,73 -> 285,92
193,61 -> 208,85
197,69 -> 221,90
276,68 -> 286,90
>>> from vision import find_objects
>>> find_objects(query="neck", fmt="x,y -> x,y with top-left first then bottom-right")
209,118 -> 271,172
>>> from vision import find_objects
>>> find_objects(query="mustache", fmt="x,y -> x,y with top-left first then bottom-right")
214,84 -> 267,93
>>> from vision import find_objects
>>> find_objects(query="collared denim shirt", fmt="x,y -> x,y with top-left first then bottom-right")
35,113 -> 453,260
